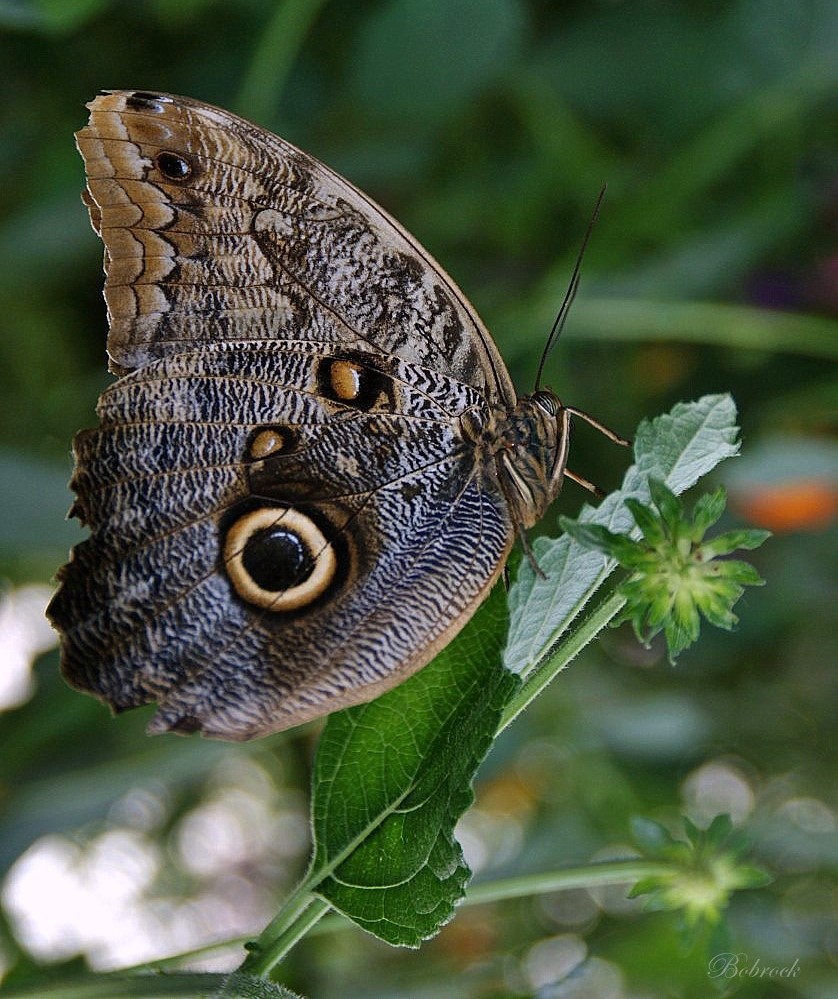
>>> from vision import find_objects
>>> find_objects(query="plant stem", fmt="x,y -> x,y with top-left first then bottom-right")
112,858 -> 676,971
241,896 -> 332,976
463,859 -> 670,906
239,881 -> 320,977
499,590 -> 627,732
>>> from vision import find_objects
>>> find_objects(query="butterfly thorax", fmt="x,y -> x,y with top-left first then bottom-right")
462,389 -> 567,532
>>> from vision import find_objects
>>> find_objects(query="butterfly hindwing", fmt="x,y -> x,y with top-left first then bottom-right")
50,343 -> 514,739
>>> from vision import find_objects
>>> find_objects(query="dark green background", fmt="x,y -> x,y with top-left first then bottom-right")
0,1 -> 835,997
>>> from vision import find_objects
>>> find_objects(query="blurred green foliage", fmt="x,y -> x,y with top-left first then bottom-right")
0,1 -> 835,997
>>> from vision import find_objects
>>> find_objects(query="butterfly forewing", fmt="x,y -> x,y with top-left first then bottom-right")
75,90 -> 515,405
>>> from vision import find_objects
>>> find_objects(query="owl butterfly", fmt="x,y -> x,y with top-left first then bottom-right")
48,90 -> 624,741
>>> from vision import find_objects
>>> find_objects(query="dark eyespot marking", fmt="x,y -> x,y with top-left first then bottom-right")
247,426 -> 299,460
155,150 -> 194,182
242,527 -> 313,593
125,92 -> 172,113
317,356 -> 389,411
223,507 -> 338,612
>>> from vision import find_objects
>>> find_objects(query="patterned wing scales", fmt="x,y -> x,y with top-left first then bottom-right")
48,346 -> 513,739
76,90 -> 515,405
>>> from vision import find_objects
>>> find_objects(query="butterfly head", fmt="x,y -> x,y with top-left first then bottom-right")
491,389 -> 570,530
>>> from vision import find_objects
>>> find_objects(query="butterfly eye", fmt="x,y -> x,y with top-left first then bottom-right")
224,507 -> 338,612
155,150 -> 194,181
532,390 -> 559,416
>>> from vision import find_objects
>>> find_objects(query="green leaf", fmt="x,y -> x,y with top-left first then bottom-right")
216,974 -> 303,999
506,394 -> 740,675
684,814 -> 707,845
648,477 -> 684,530
623,496 -> 667,545
627,876 -> 664,899
696,598 -> 738,631
307,584 -> 517,946
690,486 -> 727,537
558,517 -> 642,563
700,528 -> 772,558
713,561 -> 765,587
734,865 -> 774,889
248,396 -> 743,966
665,608 -> 699,660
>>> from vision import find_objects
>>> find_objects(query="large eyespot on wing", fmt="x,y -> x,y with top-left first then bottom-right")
75,89 -> 515,406
223,506 -> 339,612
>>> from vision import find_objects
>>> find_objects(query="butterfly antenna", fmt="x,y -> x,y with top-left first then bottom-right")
534,184 -> 607,391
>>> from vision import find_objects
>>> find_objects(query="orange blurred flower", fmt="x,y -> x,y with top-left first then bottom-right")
730,479 -> 837,532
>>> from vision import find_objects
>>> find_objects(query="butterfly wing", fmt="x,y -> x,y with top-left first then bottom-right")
75,90 -> 515,406
50,91 -> 526,739
48,343 -> 514,739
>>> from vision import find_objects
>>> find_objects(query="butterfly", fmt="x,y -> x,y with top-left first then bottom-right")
47,90 -> 623,741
